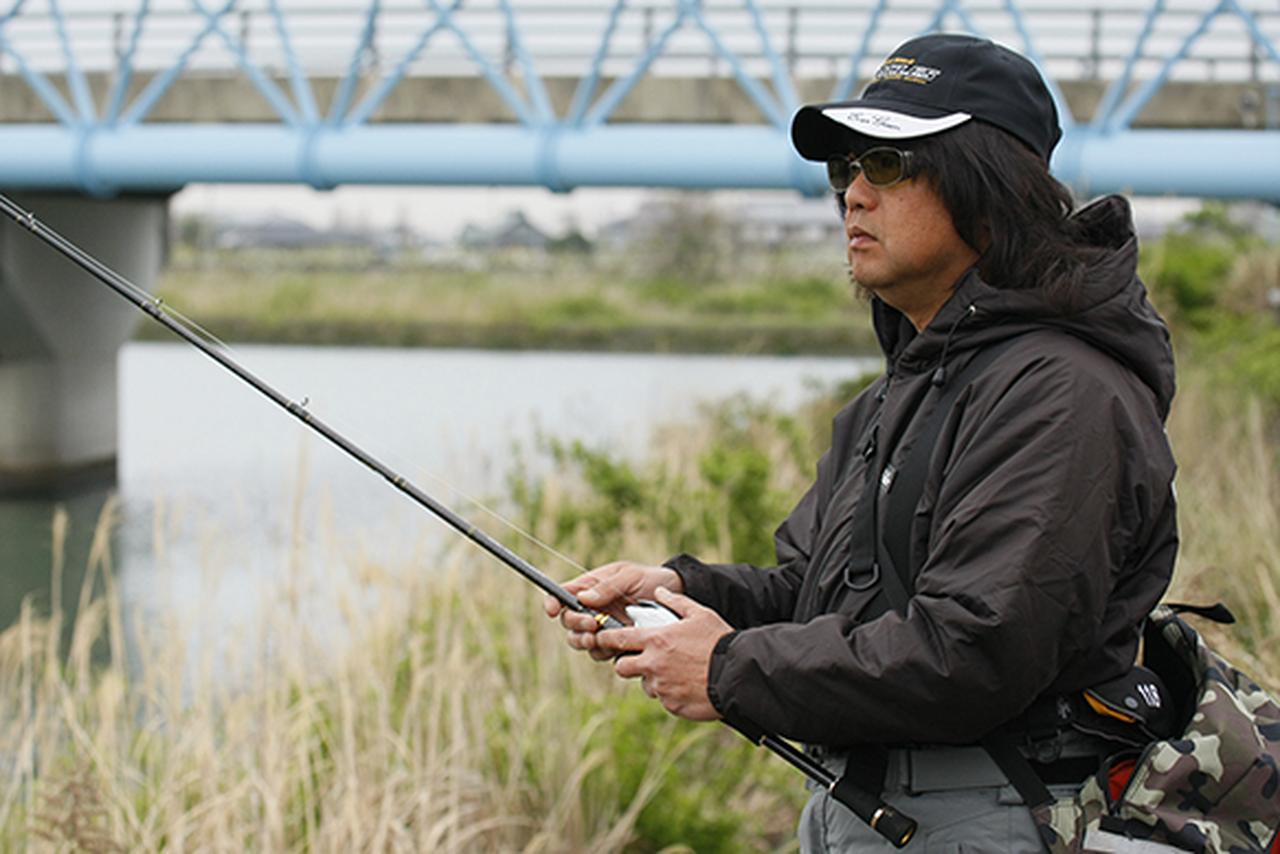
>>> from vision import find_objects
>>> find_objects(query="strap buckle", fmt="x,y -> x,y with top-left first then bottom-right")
844,561 -> 881,592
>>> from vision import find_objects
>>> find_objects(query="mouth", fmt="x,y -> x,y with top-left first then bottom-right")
847,226 -> 877,250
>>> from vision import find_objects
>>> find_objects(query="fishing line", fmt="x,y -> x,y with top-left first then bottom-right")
0,193 -> 917,848
134,278 -> 594,582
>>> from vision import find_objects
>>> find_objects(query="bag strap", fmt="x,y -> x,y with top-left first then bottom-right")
872,335 -> 1061,810
879,336 -> 1024,601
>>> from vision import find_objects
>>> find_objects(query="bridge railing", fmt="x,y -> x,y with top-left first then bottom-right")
1,1 -> 1277,199
3,2 -> 1278,84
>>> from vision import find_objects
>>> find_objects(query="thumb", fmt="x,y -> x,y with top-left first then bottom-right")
654,586 -> 698,618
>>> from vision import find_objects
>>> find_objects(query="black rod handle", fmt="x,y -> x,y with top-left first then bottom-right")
724,723 -> 917,848
830,773 -> 917,848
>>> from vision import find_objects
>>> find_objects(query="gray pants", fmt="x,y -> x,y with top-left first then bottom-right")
798,745 -> 1084,853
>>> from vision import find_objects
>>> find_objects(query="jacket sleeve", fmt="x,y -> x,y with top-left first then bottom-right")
666,474 -> 817,628
704,348 -> 1177,746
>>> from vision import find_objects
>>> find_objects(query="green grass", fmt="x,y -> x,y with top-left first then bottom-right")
150,246 -> 874,354
2,350 -> 1276,850
11,207 -> 1277,849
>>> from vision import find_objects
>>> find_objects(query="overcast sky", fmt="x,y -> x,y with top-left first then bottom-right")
171,183 -> 658,241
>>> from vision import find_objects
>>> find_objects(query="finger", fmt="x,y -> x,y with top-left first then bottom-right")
561,571 -> 614,607
653,585 -> 698,618
613,651 -> 646,680
594,625 -> 647,654
574,581 -> 619,609
566,561 -> 628,591
571,628 -> 633,656
559,608 -> 600,634
543,595 -> 564,618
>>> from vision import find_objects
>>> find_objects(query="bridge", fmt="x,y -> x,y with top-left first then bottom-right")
1,1 -> 1279,194
2,0 -> 1279,496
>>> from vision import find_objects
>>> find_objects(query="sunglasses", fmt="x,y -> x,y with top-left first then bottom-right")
826,147 -> 915,193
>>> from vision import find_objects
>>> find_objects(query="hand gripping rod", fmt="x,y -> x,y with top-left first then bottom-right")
0,193 -> 916,849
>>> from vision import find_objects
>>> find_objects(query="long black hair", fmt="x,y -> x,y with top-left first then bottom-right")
918,121 -> 1122,300
839,121 -> 1119,303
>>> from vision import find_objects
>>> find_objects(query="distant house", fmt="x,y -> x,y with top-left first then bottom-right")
459,211 -> 550,250
214,216 -> 385,251
597,193 -> 843,251
737,196 -> 844,246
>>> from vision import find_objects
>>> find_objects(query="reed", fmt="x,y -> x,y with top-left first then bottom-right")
3,363 -> 1275,851
1165,365 -> 1280,685
2,511 -> 798,851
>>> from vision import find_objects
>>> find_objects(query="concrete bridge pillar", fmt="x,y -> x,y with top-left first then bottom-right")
0,193 -> 167,497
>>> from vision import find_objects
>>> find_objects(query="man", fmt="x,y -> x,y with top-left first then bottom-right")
546,33 -> 1177,851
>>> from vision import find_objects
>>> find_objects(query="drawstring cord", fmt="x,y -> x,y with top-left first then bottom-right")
931,304 -> 978,388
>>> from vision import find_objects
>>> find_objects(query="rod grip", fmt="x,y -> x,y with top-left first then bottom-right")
830,775 -> 917,849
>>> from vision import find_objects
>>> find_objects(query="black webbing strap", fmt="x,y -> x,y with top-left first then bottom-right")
873,335 -> 1059,810
879,336 -> 1023,598
981,733 -> 1055,808
833,339 -> 1028,813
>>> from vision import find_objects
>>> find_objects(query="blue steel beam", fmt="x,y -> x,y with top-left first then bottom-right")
0,1 -> 1277,201
833,0 -> 889,101
49,0 -> 95,122
1108,0 -> 1279,132
0,0 -> 78,126
103,0 -> 150,125
186,0 -> 302,126
0,124 -> 1276,203
328,0 -> 382,124
268,0 -> 318,124
118,0 -> 240,126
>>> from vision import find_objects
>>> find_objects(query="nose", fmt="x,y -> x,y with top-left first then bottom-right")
843,171 -> 876,224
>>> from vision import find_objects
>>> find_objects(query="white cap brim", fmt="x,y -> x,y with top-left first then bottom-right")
821,106 -> 971,140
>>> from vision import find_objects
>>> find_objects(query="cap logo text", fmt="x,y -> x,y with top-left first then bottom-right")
875,56 -> 943,86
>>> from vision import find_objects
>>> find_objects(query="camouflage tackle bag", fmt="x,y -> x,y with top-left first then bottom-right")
1035,604 -> 1280,853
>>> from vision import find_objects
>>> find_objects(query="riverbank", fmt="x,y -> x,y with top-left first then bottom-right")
150,245 -> 880,355
137,312 -> 878,355
4,356 -> 1276,852
11,208 -> 1274,849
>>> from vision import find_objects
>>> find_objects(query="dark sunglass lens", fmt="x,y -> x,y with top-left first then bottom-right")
861,149 -> 904,186
827,158 -> 855,193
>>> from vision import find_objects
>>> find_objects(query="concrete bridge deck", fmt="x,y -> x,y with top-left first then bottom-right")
1,74 -> 1277,129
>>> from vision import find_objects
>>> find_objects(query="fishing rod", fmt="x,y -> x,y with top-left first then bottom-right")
0,192 -> 916,849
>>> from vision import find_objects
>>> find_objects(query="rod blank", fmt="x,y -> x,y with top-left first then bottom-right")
0,192 -> 915,848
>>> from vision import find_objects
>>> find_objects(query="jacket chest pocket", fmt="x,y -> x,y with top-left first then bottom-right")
796,455 -> 887,623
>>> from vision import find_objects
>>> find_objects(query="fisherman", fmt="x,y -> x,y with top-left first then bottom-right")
546,33 -> 1178,851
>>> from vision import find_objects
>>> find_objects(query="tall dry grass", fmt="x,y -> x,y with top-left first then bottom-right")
0,501 -> 797,852
1164,365 -> 1280,688
1,363 -> 1275,851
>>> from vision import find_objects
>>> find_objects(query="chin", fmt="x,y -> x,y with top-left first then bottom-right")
848,269 -> 882,300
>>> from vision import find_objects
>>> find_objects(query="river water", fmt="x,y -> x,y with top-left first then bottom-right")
1,342 -> 880,651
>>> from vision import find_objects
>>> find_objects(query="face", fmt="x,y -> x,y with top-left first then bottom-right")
841,154 -> 979,330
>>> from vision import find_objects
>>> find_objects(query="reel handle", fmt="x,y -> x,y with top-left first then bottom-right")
624,599 -> 681,628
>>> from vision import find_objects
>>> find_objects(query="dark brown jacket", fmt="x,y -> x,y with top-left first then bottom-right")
670,196 -> 1178,747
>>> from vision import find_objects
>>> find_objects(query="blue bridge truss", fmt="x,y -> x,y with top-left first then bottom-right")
0,0 -> 1278,200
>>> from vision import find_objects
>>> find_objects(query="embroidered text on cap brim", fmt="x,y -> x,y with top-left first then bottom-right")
822,107 -> 971,140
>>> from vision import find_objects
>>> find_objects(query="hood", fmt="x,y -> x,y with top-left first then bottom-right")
872,195 -> 1176,419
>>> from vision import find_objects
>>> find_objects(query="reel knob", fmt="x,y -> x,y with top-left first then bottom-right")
624,599 -> 681,628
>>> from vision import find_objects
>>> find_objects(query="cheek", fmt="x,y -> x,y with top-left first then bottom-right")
888,203 -> 956,262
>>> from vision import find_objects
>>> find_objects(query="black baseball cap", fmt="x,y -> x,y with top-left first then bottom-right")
791,34 -> 1061,163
